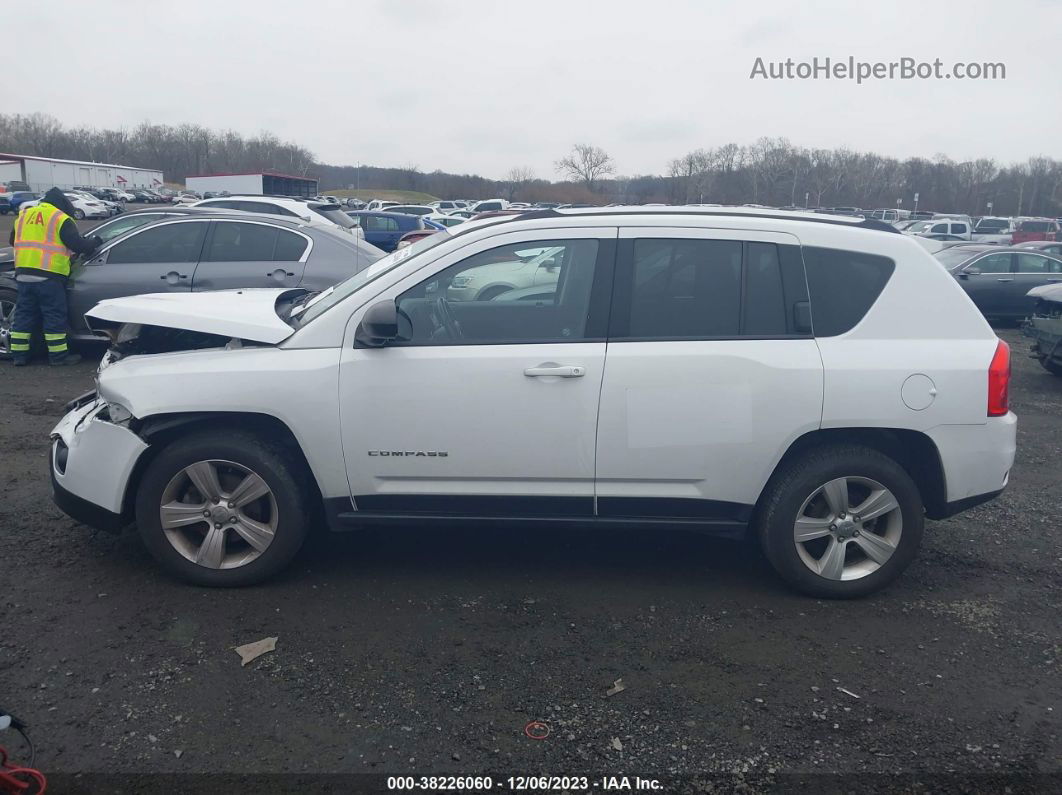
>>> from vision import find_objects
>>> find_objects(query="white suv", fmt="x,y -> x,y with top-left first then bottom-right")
50,208 -> 1016,596
190,195 -> 361,236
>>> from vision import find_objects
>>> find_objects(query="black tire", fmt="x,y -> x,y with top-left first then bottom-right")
134,429 -> 311,586
73,209 -> 85,220
1039,358 -> 1062,377
756,444 -> 924,599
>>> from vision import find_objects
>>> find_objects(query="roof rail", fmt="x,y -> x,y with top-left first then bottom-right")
510,208 -> 900,234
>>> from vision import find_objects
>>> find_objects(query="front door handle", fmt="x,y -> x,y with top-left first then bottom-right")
995,278 -> 1014,282
160,271 -> 188,282
268,268 -> 295,278
524,364 -> 586,378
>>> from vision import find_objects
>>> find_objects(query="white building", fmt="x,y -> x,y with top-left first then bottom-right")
185,172 -> 318,198
0,152 -> 164,193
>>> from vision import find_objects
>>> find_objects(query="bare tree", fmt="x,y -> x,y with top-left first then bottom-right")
504,166 -> 535,201
555,144 -> 615,193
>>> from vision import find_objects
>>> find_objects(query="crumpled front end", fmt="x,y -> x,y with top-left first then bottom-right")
1023,287 -> 1062,370
50,397 -> 148,531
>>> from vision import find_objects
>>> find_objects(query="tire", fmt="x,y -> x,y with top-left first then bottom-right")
0,288 -> 16,360
73,209 -> 85,220
134,429 -> 311,586
1039,358 -> 1062,377
756,444 -> 924,599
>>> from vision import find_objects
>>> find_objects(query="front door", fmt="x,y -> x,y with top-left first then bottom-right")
191,221 -> 309,291
960,252 -> 1013,317
594,228 -> 823,528
339,228 -> 616,516
68,219 -> 207,335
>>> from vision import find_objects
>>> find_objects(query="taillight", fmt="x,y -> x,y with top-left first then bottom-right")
988,339 -> 1010,416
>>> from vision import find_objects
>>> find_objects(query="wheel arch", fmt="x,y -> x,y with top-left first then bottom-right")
121,411 -> 325,523
757,427 -> 949,521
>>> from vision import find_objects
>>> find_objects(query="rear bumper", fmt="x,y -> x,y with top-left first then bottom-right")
926,413 -> 1017,513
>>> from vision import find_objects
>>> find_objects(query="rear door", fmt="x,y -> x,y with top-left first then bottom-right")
594,228 -> 822,528
1009,253 -> 1062,318
362,214 -> 402,251
67,219 -> 207,333
959,252 -> 1013,317
191,220 -> 310,291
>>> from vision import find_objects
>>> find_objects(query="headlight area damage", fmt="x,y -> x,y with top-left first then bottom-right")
1024,283 -> 1062,375
52,288 -> 313,532
84,287 -> 308,358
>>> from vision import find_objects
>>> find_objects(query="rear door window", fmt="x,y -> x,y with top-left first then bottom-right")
802,247 -> 895,336
1016,254 -> 1062,274
205,222 -> 278,261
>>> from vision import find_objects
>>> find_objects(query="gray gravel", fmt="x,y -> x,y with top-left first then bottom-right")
0,328 -> 1059,793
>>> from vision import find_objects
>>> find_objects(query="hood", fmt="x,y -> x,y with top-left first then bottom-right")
1027,283 -> 1062,302
85,288 -> 304,344
43,187 -> 77,217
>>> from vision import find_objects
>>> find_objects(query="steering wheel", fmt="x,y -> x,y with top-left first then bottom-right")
433,298 -> 463,341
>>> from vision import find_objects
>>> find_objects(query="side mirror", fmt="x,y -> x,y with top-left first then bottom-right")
354,300 -> 400,348
961,266 -> 981,278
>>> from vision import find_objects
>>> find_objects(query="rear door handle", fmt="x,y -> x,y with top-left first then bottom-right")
160,271 -> 188,281
524,364 -> 586,378
996,278 -> 1014,282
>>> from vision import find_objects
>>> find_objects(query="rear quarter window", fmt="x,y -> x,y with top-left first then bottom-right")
802,246 -> 896,336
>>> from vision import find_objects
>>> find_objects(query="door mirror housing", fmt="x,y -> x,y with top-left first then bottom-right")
961,266 -> 981,278
354,300 -> 400,348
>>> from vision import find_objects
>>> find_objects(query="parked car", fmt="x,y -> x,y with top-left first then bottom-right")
423,213 -> 467,228
450,210 -> 478,219
972,217 -> 1017,244
47,207 -> 1014,597
110,188 -> 136,202
345,210 -> 426,252
4,191 -> 40,213
1014,240 -> 1062,258
1023,282 -> 1062,375
933,245 -> 1062,321
191,196 -> 362,236
470,199 -> 510,213
365,200 -> 399,212
0,180 -> 31,193
0,212 -> 384,356
345,198 -> 366,209
0,194 -> 10,215
428,201 -> 464,214
384,205 -> 434,217
868,209 -> 909,223
912,219 -> 972,240
1011,218 -> 1060,245
172,193 -> 199,205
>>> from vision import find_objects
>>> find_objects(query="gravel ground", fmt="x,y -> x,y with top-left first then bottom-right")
0,328 -> 1059,793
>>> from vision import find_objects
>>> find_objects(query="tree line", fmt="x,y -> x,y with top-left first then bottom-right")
2,113 -> 1059,216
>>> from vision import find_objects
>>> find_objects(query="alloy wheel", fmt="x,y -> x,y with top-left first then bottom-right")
793,476 -> 903,581
0,296 -> 14,356
159,459 -> 278,570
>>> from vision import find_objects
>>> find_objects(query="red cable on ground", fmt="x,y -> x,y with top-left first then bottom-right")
0,746 -> 46,795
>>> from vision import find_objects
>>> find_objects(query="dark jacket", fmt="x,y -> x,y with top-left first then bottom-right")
10,187 -> 102,280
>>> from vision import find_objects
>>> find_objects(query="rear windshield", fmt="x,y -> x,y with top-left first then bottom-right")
312,205 -> 357,229
1020,221 -> 1054,232
974,219 -> 1009,232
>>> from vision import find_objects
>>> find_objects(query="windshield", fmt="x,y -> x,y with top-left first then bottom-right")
906,221 -> 932,233
313,205 -> 357,229
295,231 -> 450,325
933,248 -> 979,270
975,219 -> 1009,232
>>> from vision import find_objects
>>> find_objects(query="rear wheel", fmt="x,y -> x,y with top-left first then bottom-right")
0,289 -> 15,359
757,445 -> 924,598
73,209 -> 85,220
1039,358 -> 1062,377
135,430 -> 311,586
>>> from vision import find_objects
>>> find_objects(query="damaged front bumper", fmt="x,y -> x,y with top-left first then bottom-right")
1023,312 -> 1062,367
50,399 -> 148,532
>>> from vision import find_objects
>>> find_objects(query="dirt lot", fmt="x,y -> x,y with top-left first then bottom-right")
0,328 -> 1059,793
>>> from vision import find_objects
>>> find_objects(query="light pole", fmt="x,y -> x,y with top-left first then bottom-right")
913,192 -> 919,215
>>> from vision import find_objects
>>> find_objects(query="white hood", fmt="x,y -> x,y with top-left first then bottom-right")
1027,282 -> 1062,302
85,288 -> 302,344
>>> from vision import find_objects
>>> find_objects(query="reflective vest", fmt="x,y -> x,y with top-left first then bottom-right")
13,203 -> 73,277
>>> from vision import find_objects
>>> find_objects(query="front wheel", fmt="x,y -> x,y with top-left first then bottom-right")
0,288 -> 16,359
757,444 -> 924,598
73,209 -> 85,220
134,430 -> 311,586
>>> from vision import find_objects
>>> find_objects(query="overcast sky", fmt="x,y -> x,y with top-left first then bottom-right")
8,0 -> 1061,178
